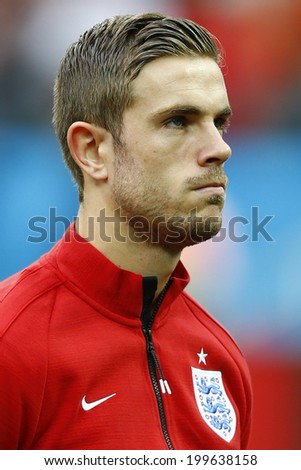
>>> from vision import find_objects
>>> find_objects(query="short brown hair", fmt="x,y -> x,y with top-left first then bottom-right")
52,13 -> 221,202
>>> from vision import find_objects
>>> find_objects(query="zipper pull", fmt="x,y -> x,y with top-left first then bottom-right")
159,378 -> 172,395
147,330 -> 172,395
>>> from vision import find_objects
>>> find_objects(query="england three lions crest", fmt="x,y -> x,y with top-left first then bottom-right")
191,367 -> 236,442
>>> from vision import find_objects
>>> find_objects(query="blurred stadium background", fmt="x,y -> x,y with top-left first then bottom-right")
1,0 -> 300,450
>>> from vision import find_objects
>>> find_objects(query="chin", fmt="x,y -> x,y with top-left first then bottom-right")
156,215 -> 223,252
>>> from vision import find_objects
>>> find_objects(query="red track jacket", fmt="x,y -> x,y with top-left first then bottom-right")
0,224 -> 252,449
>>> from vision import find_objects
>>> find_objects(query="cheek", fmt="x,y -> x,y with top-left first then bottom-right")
125,133 -> 194,184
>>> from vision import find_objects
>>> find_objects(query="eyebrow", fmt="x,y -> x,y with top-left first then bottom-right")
150,104 -> 233,120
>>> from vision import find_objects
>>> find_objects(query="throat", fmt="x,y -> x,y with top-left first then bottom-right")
75,207 -> 181,294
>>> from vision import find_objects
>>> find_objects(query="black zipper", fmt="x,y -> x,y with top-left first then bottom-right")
141,277 -> 174,450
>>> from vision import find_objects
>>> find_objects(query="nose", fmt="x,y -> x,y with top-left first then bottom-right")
196,124 -> 232,167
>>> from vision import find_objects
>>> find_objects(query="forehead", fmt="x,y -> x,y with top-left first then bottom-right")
129,55 -> 229,114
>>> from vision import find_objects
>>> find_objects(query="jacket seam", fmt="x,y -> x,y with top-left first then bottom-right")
182,291 -> 245,352
0,273 -> 63,339
0,264 -> 44,303
29,285 -> 60,448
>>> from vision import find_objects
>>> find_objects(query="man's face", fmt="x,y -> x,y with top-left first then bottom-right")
111,55 -> 232,251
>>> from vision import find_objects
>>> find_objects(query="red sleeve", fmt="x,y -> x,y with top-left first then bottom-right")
0,268 -> 58,449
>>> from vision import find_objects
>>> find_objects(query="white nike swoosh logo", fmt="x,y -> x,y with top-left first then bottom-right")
81,393 -> 116,411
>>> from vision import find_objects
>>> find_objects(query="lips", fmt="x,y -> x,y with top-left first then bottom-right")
187,173 -> 228,192
192,180 -> 227,191
197,182 -> 226,190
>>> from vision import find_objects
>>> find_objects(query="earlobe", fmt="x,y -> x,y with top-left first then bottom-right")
67,122 -> 109,181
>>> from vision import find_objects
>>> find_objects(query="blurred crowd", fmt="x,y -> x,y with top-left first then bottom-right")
0,0 -> 300,130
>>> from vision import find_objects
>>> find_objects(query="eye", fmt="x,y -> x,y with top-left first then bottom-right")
164,115 -> 188,129
214,117 -> 231,134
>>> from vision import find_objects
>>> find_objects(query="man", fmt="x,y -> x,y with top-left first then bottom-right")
0,13 -> 252,450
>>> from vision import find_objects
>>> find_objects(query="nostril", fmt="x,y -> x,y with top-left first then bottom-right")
206,157 -> 222,165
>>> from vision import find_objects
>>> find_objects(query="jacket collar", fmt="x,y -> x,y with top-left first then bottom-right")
47,223 -> 190,323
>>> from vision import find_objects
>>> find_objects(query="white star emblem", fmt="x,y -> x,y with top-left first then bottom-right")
197,348 -> 208,365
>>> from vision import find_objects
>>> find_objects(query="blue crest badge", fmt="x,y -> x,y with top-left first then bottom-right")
191,367 -> 236,442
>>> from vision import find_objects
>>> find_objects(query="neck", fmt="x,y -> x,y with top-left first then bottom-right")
75,204 -> 181,297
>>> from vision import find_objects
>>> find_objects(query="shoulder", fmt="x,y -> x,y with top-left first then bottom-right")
0,255 -> 64,449
180,289 -> 245,353
180,289 -> 221,325
0,254 -> 63,338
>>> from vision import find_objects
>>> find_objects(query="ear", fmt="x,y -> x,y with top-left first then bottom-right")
67,122 -> 112,181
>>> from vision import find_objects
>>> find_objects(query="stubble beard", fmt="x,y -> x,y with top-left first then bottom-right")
111,145 -> 225,252
150,198 -> 224,252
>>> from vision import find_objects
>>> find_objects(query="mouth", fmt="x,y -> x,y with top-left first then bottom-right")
192,181 -> 227,195
196,181 -> 226,189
